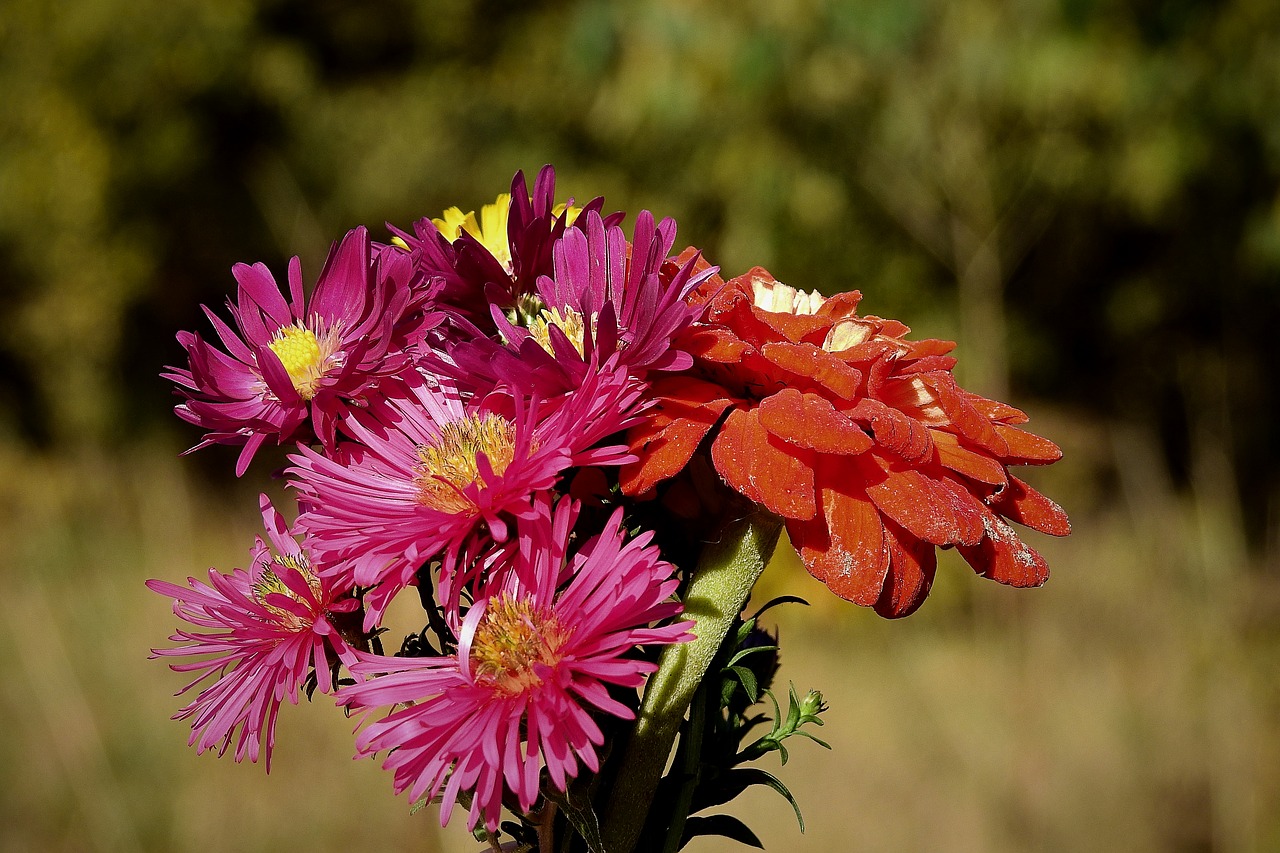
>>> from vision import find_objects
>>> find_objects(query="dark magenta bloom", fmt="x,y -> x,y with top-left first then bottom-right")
448,208 -> 715,398
392,165 -> 621,331
166,227 -> 435,475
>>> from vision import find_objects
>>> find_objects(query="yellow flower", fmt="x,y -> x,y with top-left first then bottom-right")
433,193 -> 512,271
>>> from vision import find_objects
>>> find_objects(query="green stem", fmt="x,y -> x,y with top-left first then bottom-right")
600,512 -> 783,853
661,674 -> 710,853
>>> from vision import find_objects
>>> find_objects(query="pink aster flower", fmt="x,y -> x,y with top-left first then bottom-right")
394,165 -> 621,330
447,209 -> 716,398
336,495 -> 692,832
289,364 -> 643,628
146,495 -> 361,770
165,226 -> 434,475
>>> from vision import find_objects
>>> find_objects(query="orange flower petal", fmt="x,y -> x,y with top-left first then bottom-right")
787,479 -> 890,606
682,326 -> 751,362
757,388 -> 873,455
760,341 -> 863,400
863,456 -> 966,546
957,506 -> 1050,588
711,408 -> 817,520
848,398 -> 933,463
621,409 -> 730,496
933,476 -> 986,546
927,373 -> 1009,457
620,377 -> 734,495
873,521 -> 938,618
932,430 -> 1008,487
748,303 -> 830,343
990,475 -> 1071,536
964,391 -> 1029,425
994,424 -> 1063,464
815,290 -> 863,319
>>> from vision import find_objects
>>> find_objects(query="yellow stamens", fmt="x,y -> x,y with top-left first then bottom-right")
527,306 -> 588,357
251,555 -> 322,632
470,595 -> 572,696
415,413 -> 518,514
267,320 -> 341,400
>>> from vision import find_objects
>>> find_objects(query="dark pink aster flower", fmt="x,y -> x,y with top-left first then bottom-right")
165,226 -> 434,475
336,495 -> 692,832
393,165 -> 621,330
146,495 -> 361,771
448,209 -> 716,397
289,365 -> 643,628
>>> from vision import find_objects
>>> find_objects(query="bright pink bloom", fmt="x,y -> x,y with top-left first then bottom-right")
448,209 -> 716,397
146,496 -> 360,770
337,496 -> 692,832
395,166 -> 620,330
289,365 -> 643,628
165,227 -> 434,475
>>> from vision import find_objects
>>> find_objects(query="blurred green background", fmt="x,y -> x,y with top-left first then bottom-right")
3,0 -> 1279,850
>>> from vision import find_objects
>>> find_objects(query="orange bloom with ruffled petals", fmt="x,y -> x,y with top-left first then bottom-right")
622,257 -> 1069,617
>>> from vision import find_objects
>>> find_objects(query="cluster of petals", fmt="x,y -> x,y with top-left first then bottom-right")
165,226 -> 434,475
153,163 -> 1069,827
623,265 -> 1070,617
288,365 -> 643,627
336,495 -> 691,832
146,496 -> 359,770
447,208 -> 717,398
393,166 -> 621,331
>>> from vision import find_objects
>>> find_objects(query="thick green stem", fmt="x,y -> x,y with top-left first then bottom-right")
600,512 -> 783,853
660,675 -> 710,853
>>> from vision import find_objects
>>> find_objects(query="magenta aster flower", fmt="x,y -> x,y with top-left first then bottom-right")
393,165 -> 621,330
165,226 -> 434,475
447,208 -> 716,398
289,364 -> 643,628
146,495 -> 361,770
336,495 -> 692,832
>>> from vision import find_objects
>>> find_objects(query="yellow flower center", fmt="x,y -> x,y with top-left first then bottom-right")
470,595 -> 571,696
251,555 -> 323,632
414,413 -> 518,514
527,306 -> 588,357
433,193 -> 513,271
267,320 -> 342,400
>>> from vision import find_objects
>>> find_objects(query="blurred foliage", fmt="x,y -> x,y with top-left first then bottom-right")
3,0 -> 1279,542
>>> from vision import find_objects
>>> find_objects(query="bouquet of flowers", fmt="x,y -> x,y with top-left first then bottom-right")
149,166 -> 1068,852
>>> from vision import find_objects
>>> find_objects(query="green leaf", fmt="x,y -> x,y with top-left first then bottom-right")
725,644 -> 778,668
728,665 -> 759,702
748,595 -> 809,620
545,781 -> 607,853
681,815 -> 764,850
742,768 -> 805,832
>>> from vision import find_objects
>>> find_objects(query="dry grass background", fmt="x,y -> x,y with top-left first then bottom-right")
3,402 -> 1277,853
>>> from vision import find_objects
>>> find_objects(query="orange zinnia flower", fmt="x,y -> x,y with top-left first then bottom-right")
622,258 -> 1069,617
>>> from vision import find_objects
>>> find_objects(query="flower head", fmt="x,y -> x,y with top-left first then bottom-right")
394,166 -> 621,330
624,267 -> 1069,617
289,365 -> 643,628
337,495 -> 691,832
166,227 -> 435,475
146,495 -> 360,770
447,210 -> 716,398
